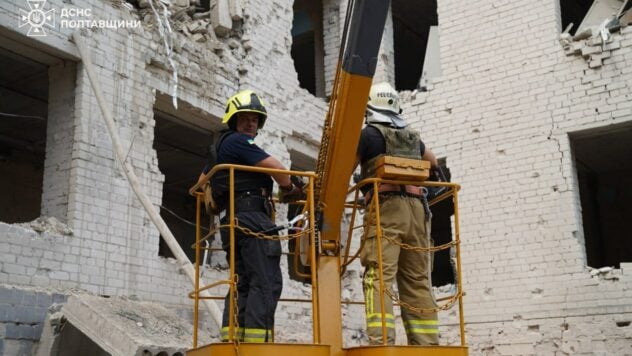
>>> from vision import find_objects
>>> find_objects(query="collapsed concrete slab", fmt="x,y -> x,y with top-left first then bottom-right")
36,294 -> 210,356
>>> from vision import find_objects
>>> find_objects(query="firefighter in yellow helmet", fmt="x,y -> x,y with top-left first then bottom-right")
355,82 -> 440,345
200,89 -> 303,343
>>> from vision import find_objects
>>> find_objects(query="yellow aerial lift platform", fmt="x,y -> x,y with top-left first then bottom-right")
188,1 -> 467,355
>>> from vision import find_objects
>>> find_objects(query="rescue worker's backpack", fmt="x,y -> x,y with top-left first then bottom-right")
201,130 -> 232,214
200,130 -> 233,215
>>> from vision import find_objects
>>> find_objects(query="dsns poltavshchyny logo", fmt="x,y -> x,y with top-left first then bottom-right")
19,0 -> 55,37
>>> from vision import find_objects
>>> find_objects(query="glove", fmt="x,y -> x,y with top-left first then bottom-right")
278,176 -> 307,203
430,166 -> 448,182
290,175 -> 306,189
427,166 -> 447,200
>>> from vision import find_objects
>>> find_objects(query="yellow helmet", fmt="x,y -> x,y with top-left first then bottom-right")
367,82 -> 401,114
222,90 -> 268,128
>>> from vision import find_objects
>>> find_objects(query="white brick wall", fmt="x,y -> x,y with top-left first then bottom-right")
403,0 -> 632,353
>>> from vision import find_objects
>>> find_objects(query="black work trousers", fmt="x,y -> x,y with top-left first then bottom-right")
220,203 -> 282,343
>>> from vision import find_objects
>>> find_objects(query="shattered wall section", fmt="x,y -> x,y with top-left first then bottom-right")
560,21 -> 632,69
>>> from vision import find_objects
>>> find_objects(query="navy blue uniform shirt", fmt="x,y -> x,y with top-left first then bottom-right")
205,131 -> 273,201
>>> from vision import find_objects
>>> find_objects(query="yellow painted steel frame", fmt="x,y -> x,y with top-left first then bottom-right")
187,342 -> 331,356
318,73 -> 373,242
190,164 -> 319,350
316,71 -> 374,356
314,0 -> 392,349
344,177 -> 467,348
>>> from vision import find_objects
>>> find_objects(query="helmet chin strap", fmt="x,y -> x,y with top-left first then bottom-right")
365,108 -> 407,128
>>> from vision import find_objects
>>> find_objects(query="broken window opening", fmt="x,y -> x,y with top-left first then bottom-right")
291,0 -> 325,97
560,0 -> 632,35
559,0 -> 594,35
392,0 -> 438,91
431,158 -> 456,287
153,109 -> 216,262
571,123 -> 632,269
125,0 -> 210,11
200,0 -> 211,12
0,47 -> 48,223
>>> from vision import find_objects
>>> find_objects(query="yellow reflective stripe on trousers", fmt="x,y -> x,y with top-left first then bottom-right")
403,319 -> 439,334
364,266 -> 376,313
366,313 -> 395,328
220,326 -> 245,341
243,328 -> 271,343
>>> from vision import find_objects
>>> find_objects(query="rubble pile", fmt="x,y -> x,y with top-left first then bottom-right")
588,266 -> 622,281
125,0 -> 244,47
559,6 -> 632,68
18,216 -> 74,236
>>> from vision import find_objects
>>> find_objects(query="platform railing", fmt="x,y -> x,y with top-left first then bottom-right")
189,164 -> 318,348
189,166 -> 466,351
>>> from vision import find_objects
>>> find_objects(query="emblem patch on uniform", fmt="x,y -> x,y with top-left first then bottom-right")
247,138 -> 255,144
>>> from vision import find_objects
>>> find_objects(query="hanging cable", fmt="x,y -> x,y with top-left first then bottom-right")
160,204 -> 210,232
147,0 -> 179,109
0,112 -> 46,121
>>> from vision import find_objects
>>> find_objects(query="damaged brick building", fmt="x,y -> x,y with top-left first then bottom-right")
0,0 -> 631,355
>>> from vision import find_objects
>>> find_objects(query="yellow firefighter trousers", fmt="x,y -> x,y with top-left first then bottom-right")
361,195 -> 439,345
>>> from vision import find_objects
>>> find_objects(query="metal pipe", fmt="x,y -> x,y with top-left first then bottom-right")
228,167 -> 236,341
342,187 -> 362,275
308,176 -> 320,343
453,189 -> 466,346
373,180 -> 388,346
193,194 -> 201,348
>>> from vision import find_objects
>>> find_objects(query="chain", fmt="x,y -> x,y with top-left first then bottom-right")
376,232 -> 461,313
385,288 -> 461,313
378,233 -> 458,253
222,222 -> 309,351
314,121 -> 332,201
362,199 -> 458,253
218,223 -> 313,241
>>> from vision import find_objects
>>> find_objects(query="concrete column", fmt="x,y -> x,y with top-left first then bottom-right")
41,61 -> 77,223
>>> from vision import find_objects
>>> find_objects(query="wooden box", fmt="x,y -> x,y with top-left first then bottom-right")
374,156 -> 430,182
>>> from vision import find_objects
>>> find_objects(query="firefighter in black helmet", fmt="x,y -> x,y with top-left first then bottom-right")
200,89 -> 303,343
